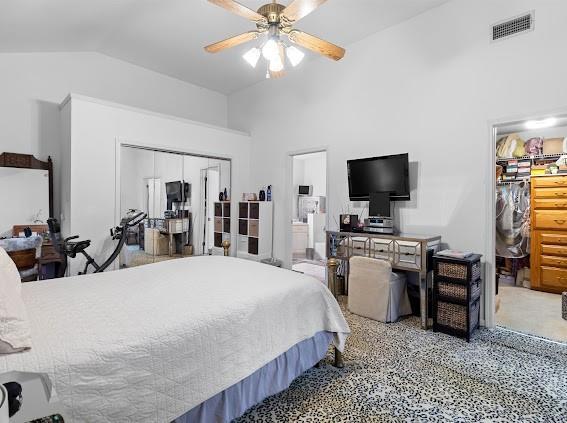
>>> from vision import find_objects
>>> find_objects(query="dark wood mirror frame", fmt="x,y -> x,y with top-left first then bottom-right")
0,152 -> 54,218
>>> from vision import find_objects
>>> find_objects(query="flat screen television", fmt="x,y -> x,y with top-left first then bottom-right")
347,153 -> 410,201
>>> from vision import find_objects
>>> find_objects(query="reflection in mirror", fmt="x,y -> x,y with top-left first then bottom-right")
0,167 -> 50,237
119,145 -> 231,269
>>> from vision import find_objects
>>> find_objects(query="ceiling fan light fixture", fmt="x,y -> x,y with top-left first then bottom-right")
261,38 -> 279,61
269,55 -> 284,72
286,46 -> 305,67
242,47 -> 261,68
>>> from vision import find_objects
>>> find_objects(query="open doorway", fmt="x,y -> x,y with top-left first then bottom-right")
290,151 -> 327,282
199,165 -> 220,255
492,113 -> 567,343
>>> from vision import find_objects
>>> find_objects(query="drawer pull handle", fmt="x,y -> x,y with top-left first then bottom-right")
555,193 -> 567,197
554,181 -> 567,185
556,276 -> 567,282
555,219 -> 566,224
555,203 -> 567,207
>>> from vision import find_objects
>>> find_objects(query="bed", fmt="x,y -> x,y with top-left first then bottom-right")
0,256 -> 349,422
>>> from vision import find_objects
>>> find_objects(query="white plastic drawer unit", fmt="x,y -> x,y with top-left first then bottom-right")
394,240 -> 421,270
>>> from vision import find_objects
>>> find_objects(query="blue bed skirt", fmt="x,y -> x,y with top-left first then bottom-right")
174,331 -> 333,423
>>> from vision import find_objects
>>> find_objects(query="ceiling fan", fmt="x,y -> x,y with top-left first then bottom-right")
204,0 -> 345,78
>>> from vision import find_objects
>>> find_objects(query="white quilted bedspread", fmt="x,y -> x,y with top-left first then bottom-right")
0,256 -> 349,422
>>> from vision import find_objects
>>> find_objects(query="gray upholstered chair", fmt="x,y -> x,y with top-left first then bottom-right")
348,256 -> 412,323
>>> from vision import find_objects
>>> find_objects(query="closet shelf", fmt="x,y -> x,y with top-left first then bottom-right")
497,179 -> 530,185
496,153 -> 563,162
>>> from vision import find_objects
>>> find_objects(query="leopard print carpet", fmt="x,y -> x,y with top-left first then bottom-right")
236,297 -> 567,422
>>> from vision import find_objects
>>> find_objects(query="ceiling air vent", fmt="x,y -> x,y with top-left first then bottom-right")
491,11 -> 534,42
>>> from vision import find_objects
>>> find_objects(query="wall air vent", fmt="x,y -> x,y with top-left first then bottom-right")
491,11 -> 534,42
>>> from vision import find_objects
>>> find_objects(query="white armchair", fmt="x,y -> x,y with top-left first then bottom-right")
348,256 -> 412,323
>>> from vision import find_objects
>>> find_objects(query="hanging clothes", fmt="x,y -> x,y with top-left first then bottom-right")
495,182 -> 530,258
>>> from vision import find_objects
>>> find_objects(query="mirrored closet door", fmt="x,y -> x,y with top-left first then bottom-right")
119,145 -> 231,268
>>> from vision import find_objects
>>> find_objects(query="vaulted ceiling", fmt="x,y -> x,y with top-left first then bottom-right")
0,0 -> 450,94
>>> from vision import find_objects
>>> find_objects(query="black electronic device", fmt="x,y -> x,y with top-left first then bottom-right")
347,153 -> 410,201
369,192 -> 391,217
340,214 -> 358,232
298,185 -> 312,196
166,181 -> 191,210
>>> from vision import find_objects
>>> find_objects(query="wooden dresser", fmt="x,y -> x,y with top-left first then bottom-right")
531,175 -> 567,293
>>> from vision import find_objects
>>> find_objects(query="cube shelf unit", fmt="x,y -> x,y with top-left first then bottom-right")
432,254 -> 482,342
237,201 -> 273,261
213,201 -> 231,255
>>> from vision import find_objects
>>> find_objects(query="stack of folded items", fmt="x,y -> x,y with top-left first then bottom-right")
517,160 -> 531,178
502,160 -> 518,181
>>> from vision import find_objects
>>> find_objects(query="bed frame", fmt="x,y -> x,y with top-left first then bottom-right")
327,258 -> 344,368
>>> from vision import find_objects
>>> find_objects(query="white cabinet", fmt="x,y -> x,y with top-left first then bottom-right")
292,223 -> 309,255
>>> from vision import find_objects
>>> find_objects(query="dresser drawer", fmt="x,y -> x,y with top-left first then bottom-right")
533,187 -> 567,199
540,233 -> 567,245
532,198 -> 567,209
532,176 -> 567,188
541,255 -> 567,268
539,266 -> 567,292
533,210 -> 567,230
541,244 -> 567,256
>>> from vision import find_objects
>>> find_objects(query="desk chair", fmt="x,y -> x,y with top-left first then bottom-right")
348,256 -> 412,323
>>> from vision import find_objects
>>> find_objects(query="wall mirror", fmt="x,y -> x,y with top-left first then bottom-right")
119,145 -> 231,268
0,153 -> 53,237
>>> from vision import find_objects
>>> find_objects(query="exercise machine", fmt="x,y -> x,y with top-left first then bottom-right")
47,210 -> 147,276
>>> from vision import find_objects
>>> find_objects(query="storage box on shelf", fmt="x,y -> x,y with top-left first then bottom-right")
212,201 -> 231,255
237,201 -> 273,261
433,254 -> 482,342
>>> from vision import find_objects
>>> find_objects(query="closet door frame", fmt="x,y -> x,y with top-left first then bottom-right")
487,107 -> 567,329
114,137 -> 233,267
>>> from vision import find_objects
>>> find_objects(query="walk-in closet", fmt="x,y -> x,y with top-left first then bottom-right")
494,115 -> 567,342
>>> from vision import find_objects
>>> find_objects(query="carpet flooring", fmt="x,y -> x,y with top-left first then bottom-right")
496,285 -> 567,343
236,297 -> 567,422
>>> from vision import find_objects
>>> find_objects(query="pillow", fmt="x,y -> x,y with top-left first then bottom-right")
0,247 -> 32,354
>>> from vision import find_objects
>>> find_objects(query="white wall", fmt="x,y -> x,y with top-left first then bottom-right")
228,0 -> 567,266
292,152 -> 326,219
301,154 -> 326,197
0,51 -> 228,219
61,95 -> 250,272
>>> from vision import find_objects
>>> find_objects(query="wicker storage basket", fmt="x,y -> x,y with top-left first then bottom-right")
437,260 -> 481,281
437,300 -> 479,332
437,279 -> 481,302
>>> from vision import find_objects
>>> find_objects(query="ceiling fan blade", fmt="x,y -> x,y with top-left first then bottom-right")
281,0 -> 327,23
204,31 -> 260,53
208,0 -> 267,23
288,30 -> 345,61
